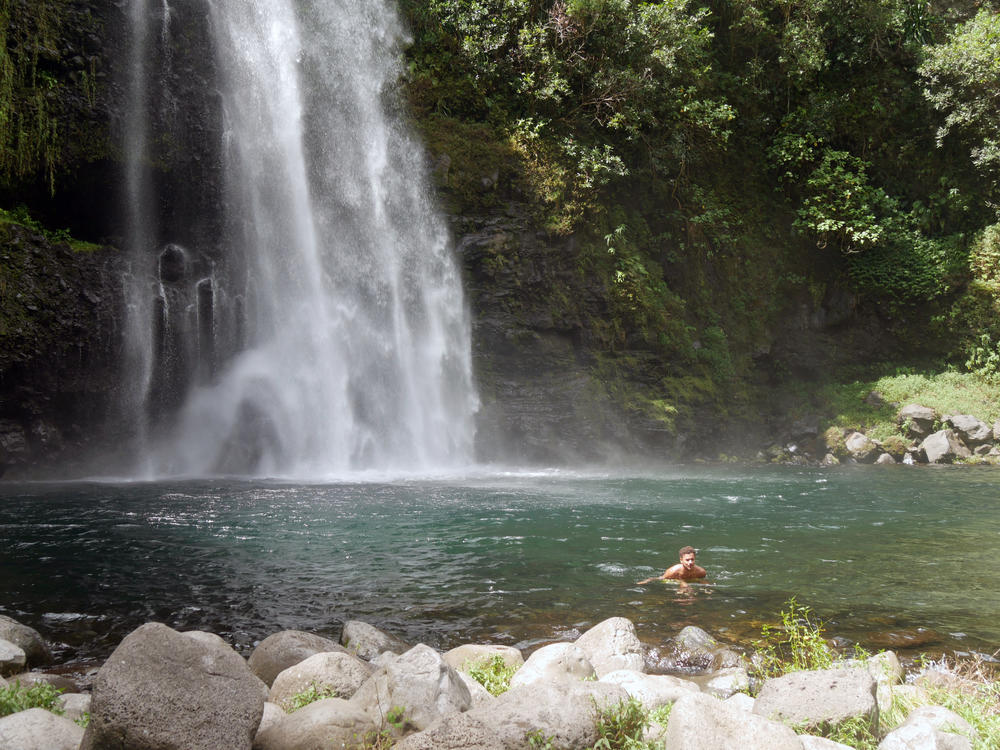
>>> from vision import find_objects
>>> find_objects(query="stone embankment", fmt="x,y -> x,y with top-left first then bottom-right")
0,612 -> 980,749
767,401 -> 1000,467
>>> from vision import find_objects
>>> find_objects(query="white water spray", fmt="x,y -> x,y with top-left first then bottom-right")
124,0 -> 478,477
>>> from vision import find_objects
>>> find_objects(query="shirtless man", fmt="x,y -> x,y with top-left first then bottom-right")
636,545 -> 706,584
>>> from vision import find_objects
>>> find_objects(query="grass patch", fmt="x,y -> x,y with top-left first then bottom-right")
281,681 -> 338,712
0,682 -> 64,717
466,654 -> 518,696
917,656 -> 1000,750
778,369 -> 1000,443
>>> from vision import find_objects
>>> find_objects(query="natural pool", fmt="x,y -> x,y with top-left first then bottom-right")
1,464 -> 998,666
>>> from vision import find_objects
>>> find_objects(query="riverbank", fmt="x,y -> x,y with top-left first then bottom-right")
1,609 -> 997,749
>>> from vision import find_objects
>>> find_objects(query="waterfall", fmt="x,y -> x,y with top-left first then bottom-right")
121,0 -> 478,477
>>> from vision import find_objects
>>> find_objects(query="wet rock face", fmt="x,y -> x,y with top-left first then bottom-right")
0,224 -> 125,476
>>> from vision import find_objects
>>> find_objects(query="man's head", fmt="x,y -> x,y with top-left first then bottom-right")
678,545 -> 696,569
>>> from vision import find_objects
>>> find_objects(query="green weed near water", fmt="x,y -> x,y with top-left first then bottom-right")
466,654 -> 518,696
0,681 -> 64,717
751,597 -> 837,681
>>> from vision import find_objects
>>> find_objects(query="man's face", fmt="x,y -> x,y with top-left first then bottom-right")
680,552 -> 696,569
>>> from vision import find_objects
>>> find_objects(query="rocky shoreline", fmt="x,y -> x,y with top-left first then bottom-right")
764,402 -> 1000,467
0,612 -> 984,749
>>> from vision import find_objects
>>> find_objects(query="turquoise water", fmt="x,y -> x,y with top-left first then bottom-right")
1,465 -> 998,665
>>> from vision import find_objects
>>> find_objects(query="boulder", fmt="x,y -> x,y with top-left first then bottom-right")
467,679 -> 629,750
821,453 -> 841,466
457,670 -> 495,708
0,638 -> 26,677
340,620 -> 411,661
663,691 -> 803,750
994,420 -> 1000,442
56,692 -> 92,722
875,452 -> 897,465
658,625 -> 741,672
753,667 -> 877,734
920,430 -> 971,464
878,715 -> 973,750
0,707 -> 84,750
0,615 -> 51,667
889,705 -> 976,742
255,701 -> 287,740
442,644 -> 524,673
269,650 -> 374,708
574,616 -> 645,676
249,630 -> 346,687
845,432 -> 879,463
393,712 -> 507,750
81,623 -> 267,750
801,736 -> 855,749
508,642 -> 595,689
252,697 -> 376,750
724,692 -> 755,712
704,666 -> 750,698
599,668 -> 699,709
945,414 -> 992,446
898,405 -> 938,438
350,643 -> 471,734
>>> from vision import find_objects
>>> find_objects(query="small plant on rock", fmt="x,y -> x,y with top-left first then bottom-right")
466,654 -> 518,696
282,681 -> 338,712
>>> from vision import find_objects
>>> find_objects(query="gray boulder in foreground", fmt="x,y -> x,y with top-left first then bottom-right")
252,697 -> 376,750
920,430 -> 971,464
474,679 -> 629,750
392,712 -> 507,750
0,707 -> 84,750
81,623 -> 267,750
0,615 -> 51,667
574,616 -> 645,677
268,650 -> 373,708
508,642 -> 595,689
350,643 -> 471,734
845,431 -> 879,463
664,691 -> 803,750
753,666 -> 877,734
598,668 -> 699,709
340,620 -> 412,661
249,630 -> 347,687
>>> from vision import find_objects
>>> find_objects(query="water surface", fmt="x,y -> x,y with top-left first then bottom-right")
1,465 -> 997,666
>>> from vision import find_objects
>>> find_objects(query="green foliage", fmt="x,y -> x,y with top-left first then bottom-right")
360,705 -> 407,750
0,205 -> 101,251
0,681 -> 64,717
526,729 -> 555,749
466,654 -> 518,696
920,8 -> 1000,212
592,696 -> 650,750
751,597 -> 836,682
281,682 -> 338,712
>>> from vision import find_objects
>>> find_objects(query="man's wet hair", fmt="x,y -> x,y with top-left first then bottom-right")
678,545 -> 696,557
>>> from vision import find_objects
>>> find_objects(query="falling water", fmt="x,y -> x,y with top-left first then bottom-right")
122,0 -> 478,477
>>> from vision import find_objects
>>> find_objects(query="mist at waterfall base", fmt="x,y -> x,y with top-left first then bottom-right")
2,466 -> 999,667
119,0 -> 476,479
